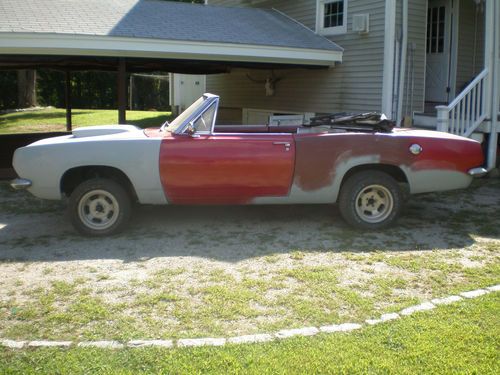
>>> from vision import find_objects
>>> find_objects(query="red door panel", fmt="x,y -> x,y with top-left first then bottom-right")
159,133 -> 295,204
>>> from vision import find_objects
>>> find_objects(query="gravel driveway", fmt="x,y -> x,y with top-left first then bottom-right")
0,180 -> 499,340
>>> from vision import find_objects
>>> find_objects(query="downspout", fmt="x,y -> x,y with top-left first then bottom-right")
381,0 -> 397,118
396,0 -> 408,124
472,3 -> 479,75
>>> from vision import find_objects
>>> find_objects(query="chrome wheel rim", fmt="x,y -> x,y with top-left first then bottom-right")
77,189 -> 119,231
354,184 -> 393,223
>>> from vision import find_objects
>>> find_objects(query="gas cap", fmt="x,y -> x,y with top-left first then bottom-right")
409,144 -> 423,155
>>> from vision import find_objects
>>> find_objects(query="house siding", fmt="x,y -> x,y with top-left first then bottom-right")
207,0 -> 387,118
456,0 -> 485,95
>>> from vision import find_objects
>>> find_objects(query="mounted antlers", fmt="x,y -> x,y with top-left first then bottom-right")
246,70 -> 283,96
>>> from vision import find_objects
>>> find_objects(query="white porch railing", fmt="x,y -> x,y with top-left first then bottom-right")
436,68 -> 489,137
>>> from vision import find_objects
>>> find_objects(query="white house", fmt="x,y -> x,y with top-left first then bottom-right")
205,0 -> 499,170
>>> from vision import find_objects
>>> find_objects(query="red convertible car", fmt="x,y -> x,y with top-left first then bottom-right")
11,94 -> 485,235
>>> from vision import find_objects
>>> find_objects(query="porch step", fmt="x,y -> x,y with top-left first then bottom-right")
412,113 -> 436,129
470,133 -> 485,143
423,101 -> 444,115
412,112 -> 495,135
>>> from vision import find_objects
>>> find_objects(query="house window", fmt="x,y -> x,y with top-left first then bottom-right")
317,0 -> 347,36
426,6 -> 445,54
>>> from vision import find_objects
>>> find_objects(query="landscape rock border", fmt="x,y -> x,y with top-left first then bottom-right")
0,285 -> 498,350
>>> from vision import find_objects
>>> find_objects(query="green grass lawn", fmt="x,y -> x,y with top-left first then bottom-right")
1,293 -> 498,374
0,108 -> 173,134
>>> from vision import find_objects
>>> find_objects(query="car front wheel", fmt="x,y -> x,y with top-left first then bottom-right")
338,171 -> 403,229
69,178 -> 131,236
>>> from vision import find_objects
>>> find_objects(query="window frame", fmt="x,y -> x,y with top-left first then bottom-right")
316,0 -> 348,36
173,94 -> 219,135
188,101 -> 217,135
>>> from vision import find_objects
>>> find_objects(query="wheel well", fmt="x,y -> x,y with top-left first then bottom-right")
341,164 -> 408,187
60,166 -> 137,201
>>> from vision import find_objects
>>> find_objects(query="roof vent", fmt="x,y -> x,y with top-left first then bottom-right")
352,14 -> 369,34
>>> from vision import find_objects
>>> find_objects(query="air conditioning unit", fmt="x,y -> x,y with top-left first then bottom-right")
352,14 -> 369,34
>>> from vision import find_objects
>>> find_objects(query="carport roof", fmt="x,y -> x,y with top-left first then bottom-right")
0,0 -> 343,70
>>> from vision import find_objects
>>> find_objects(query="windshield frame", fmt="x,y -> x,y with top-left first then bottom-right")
163,93 -> 219,134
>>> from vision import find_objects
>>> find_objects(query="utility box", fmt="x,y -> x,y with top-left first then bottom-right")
352,14 -> 369,34
169,74 -> 206,115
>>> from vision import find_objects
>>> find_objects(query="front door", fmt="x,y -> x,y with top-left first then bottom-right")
159,133 -> 295,204
425,0 -> 453,103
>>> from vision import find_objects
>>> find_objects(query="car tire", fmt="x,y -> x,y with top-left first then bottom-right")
338,171 -> 403,230
69,178 -> 131,236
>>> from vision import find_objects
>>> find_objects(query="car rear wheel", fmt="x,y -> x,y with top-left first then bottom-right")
69,178 -> 131,236
338,171 -> 403,229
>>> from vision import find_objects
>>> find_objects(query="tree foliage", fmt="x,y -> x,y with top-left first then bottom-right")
36,71 -> 118,109
0,70 -> 170,111
0,0 -> 206,111
0,72 -> 17,110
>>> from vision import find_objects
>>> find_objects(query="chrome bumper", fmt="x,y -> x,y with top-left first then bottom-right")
10,178 -> 32,190
467,167 -> 488,178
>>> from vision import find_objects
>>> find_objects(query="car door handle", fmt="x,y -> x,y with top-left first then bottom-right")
273,141 -> 291,151
273,142 -> 291,146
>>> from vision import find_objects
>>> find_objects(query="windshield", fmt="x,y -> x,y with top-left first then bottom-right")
162,96 -> 207,133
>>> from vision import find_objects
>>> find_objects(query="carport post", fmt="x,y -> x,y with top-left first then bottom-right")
118,58 -> 127,124
64,70 -> 72,131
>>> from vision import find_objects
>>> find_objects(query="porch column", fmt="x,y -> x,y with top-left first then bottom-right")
436,105 -> 449,132
484,0 -> 499,170
117,58 -> 127,124
381,0 -> 396,118
64,70 -> 72,132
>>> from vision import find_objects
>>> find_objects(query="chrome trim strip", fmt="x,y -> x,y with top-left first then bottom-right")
467,167 -> 488,177
211,133 -> 293,136
10,178 -> 32,190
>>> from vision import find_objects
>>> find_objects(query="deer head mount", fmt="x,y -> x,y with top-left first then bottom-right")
246,71 -> 283,96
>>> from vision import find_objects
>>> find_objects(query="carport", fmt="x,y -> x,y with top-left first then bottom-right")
0,0 -> 343,129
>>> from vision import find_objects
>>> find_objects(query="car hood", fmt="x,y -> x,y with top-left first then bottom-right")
71,125 -> 142,138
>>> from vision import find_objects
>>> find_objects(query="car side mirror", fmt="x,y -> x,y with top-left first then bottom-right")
186,122 -> 199,138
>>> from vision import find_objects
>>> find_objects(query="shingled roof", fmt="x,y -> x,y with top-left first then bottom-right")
0,0 -> 342,52
0,0 -> 343,70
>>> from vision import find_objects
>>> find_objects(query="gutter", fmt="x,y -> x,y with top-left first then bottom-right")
0,32 -> 342,67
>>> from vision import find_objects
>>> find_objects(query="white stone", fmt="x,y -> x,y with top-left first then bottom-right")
486,284 -> 500,292
127,340 -> 173,348
431,295 -> 463,305
400,302 -> 435,316
366,313 -> 400,325
460,289 -> 489,299
177,338 -> 226,347
275,327 -> 319,339
0,339 -> 25,349
77,341 -> 124,349
380,313 -> 400,321
227,334 -> 274,344
28,340 -> 72,348
319,323 -> 362,333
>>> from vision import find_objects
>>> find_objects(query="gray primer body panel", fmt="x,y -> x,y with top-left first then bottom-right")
13,128 -> 167,204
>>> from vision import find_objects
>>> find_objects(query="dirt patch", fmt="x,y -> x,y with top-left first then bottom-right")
0,179 -> 499,340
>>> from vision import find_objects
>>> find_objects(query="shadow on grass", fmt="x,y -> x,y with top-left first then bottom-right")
0,110 -> 94,125
127,113 -> 174,128
0,110 -> 174,130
